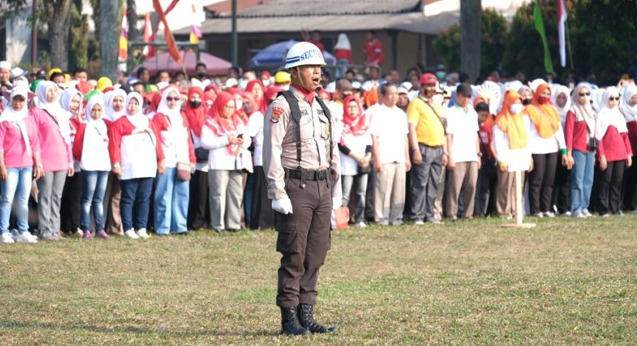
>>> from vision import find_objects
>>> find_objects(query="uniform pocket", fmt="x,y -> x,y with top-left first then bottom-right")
275,214 -> 298,254
318,115 -> 330,140
299,115 -> 313,141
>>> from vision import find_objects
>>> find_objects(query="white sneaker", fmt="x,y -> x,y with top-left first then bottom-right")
544,211 -> 556,218
136,228 -> 150,239
356,222 -> 367,228
414,220 -> 425,225
124,229 -> 140,239
1,232 -> 15,243
12,230 -> 37,243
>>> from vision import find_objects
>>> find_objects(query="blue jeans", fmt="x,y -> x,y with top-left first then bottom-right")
154,167 -> 189,234
120,177 -> 154,231
570,149 -> 595,213
0,166 -> 32,233
81,170 -> 109,231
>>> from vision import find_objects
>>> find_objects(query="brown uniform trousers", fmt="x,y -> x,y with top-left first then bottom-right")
276,177 -> 331,308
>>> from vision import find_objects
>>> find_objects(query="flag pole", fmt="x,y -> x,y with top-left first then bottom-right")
565,19 -> 574,70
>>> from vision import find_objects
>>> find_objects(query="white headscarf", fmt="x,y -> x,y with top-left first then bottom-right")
334,33 -> 351,50
85,94 -> 108,140
1,86 -> 32,156
125,92 -> 147,128
156,86 -> 183,128
104,88 -> 127,122
36,80 -> 71,144
552,84 -> 571,125
569,83 -> 596,137
596,87 -> 627,140
619,84 -> 637,122
59,88 -> 83,120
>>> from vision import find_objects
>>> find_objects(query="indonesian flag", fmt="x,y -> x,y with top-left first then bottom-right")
190,2 -> 202,44
558,0 -> 567,67
118,6 -> 129,61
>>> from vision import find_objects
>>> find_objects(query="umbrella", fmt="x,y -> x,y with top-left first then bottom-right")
249,39 -> 336,70
134,49 -> 232,76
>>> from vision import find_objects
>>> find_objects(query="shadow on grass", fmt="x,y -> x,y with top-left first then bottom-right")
0,320 -> 281,337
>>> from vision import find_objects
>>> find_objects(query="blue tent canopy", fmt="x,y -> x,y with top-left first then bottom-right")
249,40 -> 336,70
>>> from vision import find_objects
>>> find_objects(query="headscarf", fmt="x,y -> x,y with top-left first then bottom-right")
619,84 -> 637,122
60,87 -> 84,122
334,33 -> 351,50
184,87 -> 206,137
596,87 -> 627,140
495,89 -> 527,149
551,84 -> 571,125
341,96 -> 367,140
104,88 -> 127,122
524,83 -> 560,138
245,79 -> 267,114
242,92 -> 260,117
36,80 -> 71,144
156,85 -> 184,128
264,86 -> 281,106
1,86 -> 31,156
84,94 -> 108,143
569,83 -> 596,137
205,91 -> 244,156
124,92 -> 148,129
318,89 -> 331,102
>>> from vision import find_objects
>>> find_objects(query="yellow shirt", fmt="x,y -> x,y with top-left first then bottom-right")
407,97 -> 446,146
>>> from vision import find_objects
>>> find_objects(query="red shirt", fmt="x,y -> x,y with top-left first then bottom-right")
478,118 -> 495,162
565,110 -> 590,153
334,49 -> 352,65
364,39 -> 384,66
598,126 -> 632,162
308,39 -> 324,53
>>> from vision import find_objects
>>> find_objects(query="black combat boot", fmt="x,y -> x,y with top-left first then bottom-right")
298,304 -> 338,333
280,306 -> 311,336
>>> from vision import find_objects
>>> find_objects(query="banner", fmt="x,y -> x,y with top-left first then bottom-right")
534,1 -> 554,74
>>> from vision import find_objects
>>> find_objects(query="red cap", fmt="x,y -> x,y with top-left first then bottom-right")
420,73 -> 437,85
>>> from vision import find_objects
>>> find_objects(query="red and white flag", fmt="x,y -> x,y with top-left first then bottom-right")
558,0 -> 567,67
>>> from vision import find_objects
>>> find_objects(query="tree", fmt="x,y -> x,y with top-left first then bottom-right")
460,0 -> 481,82
100,0 -> 120,81
433,9 -> 507,77
69,0 -> 89,70
44,0 -> 72,70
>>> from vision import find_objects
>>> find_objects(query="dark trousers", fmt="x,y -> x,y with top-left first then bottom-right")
552,154 -> 571,214
597,160 -> 625,214
250,166 -> 274,229
188,170 -> 210,230
409,144 -> 443,222
276,178 -> 331,308
623,163 -> 637,210
120,177 -> 154,231
475,159 -> 497,217
528,152 -> 558,214
60,172 -> 82,232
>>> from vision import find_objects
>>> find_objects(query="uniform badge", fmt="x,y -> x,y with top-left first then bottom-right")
271,107 -> 284,123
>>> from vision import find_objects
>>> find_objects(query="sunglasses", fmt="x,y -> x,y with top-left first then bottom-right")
166,97 -> 180,101
609,97 -> 620,101
579,92 -> 590,97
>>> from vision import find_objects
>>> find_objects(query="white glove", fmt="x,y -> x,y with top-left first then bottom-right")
332,196 -> 342,211
272,197 -> 293,214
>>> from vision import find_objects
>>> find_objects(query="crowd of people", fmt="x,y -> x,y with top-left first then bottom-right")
0,49 -> 635,244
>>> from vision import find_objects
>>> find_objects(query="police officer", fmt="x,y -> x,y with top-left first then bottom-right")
263,42 -> 341,336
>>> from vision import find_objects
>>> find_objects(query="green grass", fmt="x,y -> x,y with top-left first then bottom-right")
1,214 -> 637,344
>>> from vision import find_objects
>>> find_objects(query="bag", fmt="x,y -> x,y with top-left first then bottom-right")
587,137 -> 599,151
194,147 -> 209,163
176,162 -> 192,181
334,206 -> 350,229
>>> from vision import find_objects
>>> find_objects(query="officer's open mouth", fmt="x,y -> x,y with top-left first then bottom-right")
312,77 -> 321,85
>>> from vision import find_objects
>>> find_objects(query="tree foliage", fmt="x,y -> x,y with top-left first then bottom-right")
433,9 -> 507,77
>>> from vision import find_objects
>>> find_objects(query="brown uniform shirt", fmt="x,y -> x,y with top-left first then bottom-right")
263,86 -> 341,201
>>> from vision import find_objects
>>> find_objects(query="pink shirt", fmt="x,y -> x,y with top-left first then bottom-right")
0,113 -> 40,168
32,108 -> 72,172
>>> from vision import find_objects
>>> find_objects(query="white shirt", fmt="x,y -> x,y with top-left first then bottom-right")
368,104 -> 408,164
527,119 -> 566,154
339,120 -> 372,176
246,111 -> 264,166
201,125 -> 252,172
446,104 -> 479,163
493,115 -> 532,172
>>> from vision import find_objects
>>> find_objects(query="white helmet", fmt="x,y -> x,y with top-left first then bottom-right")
284,42 -> 326,69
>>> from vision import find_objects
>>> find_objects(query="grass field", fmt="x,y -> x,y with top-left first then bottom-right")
1,214 -> 637,345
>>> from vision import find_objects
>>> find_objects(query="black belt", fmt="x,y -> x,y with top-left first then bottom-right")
419,143 -> 443,148
284,168 -> 328,181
